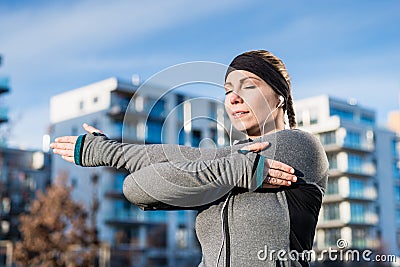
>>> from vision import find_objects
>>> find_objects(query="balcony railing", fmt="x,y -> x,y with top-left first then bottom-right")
0,107 -> 8,123
0,77 -> 10,93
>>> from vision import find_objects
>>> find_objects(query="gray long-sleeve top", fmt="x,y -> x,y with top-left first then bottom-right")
75,129 -> 329,266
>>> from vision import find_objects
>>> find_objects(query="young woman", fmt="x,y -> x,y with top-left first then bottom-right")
51,50 -> 328,267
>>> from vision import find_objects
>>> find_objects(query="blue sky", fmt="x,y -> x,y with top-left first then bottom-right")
0,0 -> 399,149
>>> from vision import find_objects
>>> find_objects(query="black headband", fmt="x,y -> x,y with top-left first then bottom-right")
225,53 -> 290,105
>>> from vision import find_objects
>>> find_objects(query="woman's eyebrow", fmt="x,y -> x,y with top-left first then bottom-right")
225,77 -> 261,86
239,77 -> 262,83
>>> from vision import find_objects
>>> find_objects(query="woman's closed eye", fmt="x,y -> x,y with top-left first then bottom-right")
242,85 -> 257,90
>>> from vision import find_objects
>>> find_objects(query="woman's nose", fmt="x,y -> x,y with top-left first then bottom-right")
229,92 -> 244,104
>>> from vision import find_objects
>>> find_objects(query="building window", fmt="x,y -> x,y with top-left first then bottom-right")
391,140 -> 398,157
146,210 -> 167,222
192,130 -> 202,147
209,103 -> 217,120
210,128 -> 218,145
325,228 -> 341,247
79,101 -> 84,110
330,107 -> 354,121
350,203 -> 365,223
393,162 -> 400,179
146,120 -> 163,144
324,203 -> 340,221
352,228 -> 367,248
395,186 -> 400,202
320,131 -> 336,146
327,153 -> 338,170
349,178 -> 364,198
326,178 -> 339,195
93,96 -> 99,103
344,131 -> 361,148
176,94 -> 185,122
396,209 -> 400,225
145,97 -> 166,118
348,154 -> 362,173
397,231 -> 400,249
360,114 -> 375,125
178,129 -> 185,145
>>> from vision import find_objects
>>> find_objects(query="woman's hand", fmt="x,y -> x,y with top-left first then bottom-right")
50,123 -> 103,163
241,142 -> 297,188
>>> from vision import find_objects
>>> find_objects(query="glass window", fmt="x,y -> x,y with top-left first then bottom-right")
349,178 -> 364,198
320,131 -> 336,146
327,153 -> 338,170
79,101 -> 84,110
146,211 -> 167,222
330,107 -> 354,121
324,203 -> 340,221
209,103 -> 217,120
350,203 -> 365,223
176,95 -> 185,122
396,209 -> 400,225
192,130 -> 202,147
393,162 -> 400,179
178,129 -> 185,145
210,128 -> 218,145
93,96 -> 99,103
326,178 -> 339,195
391,140 -> 398,157
115,173 -> 126,190
352,228 -> 367,248
395,186 -> 400,202
345,131 -> 361,148
360,114 -> 375,125
145,97 -> 166,118
177,210 -> 186,225
146,120 -> 163,143
348,154 -> 362,173
324,228 -> 341,247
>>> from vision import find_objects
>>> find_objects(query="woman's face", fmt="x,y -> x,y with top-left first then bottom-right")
224,70 -> 280,137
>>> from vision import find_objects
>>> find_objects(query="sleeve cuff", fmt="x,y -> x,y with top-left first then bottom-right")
255,155 -> 265,188
74,134 -> 86,166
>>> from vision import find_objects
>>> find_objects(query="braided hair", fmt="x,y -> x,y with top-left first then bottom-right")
242,50 -> 297,129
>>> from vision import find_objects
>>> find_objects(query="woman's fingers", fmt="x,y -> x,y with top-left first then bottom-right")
52,147 -> 74,157
266,159 -> 295,174
262,159 -> 297,187
53,136 -> 78,144
50,142 -> 75,150
267,169 -> 297,183
83,123 -> 103,134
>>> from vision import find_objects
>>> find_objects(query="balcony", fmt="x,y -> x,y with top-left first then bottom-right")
0,107 -> 8,123
328,163 -> 376,178
323,140 -> 374,154
0,77 -> 10,94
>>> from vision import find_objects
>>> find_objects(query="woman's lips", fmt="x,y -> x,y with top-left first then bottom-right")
232,111 -> 249,119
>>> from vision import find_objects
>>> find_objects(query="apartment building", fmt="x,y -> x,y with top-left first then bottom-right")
50,77 -> 230,267
295,95 -> 400,259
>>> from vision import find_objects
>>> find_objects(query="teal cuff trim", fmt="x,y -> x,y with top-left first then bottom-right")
74,134 -> 86,166
255,155 -> 265,188
238,149 -> 250,155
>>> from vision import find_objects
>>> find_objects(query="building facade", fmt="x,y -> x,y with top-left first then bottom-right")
295,95 -> 400,260
0,55 -> 9,145
50,77 -> 231,267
